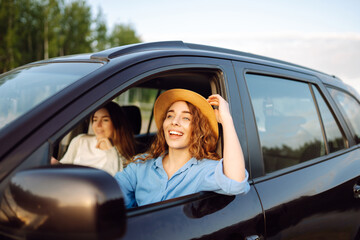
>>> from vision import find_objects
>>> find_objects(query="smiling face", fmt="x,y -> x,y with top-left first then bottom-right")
92,108 -> 115,140
163,101 -> 193,151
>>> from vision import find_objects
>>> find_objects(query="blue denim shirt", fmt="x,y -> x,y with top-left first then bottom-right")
114,155 -> 250,208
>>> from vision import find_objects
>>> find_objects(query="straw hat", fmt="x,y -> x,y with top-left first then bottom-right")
154,89 -> 219,138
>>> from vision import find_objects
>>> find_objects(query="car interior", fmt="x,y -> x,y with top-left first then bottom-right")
52,67 -> 225,166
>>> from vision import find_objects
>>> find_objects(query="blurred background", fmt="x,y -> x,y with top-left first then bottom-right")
1,0 -> 359,92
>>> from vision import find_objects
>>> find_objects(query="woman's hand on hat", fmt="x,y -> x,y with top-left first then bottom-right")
96,137 -> 114,150
207,94 -> 232,124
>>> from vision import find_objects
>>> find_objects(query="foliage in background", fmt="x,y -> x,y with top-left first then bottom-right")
0,0 -> 141,73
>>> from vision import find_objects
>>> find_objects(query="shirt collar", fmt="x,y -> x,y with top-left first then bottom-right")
153,155 -> 199,170
153,155 -> 164,169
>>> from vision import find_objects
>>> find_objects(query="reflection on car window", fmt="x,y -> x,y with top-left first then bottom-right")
312,86 -> 346,152
246,74 -> 326,173
0,62 -> 102,130
328,88 -> 360,144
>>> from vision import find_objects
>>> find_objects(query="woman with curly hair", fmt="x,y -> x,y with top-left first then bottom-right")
115,89 -> 249,208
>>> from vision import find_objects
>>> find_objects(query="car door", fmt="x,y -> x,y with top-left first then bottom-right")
234,61 -> 360,239
104,56 -> 265,240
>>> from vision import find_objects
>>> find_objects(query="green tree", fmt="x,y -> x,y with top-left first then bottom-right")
60,0 -> 93,55
40,0 -> 63,59
0,0 -> 21,72
17,0 -> 43,62
0,0 -> 63,69
0,0 -> 142,73
92,7 -> 108,51
109,23 -> 141,47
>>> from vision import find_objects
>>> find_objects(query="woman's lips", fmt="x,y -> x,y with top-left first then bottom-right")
169,130 -> 183,136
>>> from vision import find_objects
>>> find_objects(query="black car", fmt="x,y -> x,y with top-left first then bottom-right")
0,41 -> 360,240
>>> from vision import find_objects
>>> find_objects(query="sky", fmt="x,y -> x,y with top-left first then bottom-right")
87,0 -> 360,92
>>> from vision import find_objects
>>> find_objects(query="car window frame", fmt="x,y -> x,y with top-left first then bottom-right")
233,61 -> 352,180
325,85 -> 360,146
311,85 -> 348,152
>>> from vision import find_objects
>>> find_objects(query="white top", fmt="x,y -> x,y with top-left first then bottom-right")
60,134 -> 124,175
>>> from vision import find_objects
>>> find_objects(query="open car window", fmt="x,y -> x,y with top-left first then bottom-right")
52,67 -> 224,210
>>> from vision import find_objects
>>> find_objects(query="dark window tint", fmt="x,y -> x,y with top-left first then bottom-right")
328,88 -> 360,144
312,86 -> 346,152
246,74 -> 326,173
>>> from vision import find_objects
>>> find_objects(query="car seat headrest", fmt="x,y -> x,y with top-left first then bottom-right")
122,105 -> 142,135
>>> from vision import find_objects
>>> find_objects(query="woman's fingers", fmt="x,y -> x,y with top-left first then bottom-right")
51,157 -> 59,165
96,138 -> 113,150
207,94 -> 231,124
207,94 -> 220,106
208,94 -> 228,108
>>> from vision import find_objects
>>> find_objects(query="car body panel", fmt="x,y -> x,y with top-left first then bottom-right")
122,188 -> 264,240
255,148 -> 360,239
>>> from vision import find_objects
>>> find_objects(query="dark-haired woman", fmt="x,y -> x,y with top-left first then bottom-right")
52,102 -> 136,176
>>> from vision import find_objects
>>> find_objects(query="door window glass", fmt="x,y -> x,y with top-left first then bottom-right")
328,88 -> 360,144
312,86 -> 346,152
246,74 -> 326,173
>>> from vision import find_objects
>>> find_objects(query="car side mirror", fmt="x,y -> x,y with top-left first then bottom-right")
0,165 -> 126,240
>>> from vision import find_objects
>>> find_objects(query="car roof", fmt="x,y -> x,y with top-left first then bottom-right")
33,41 -> 333,73
89,41 -> 328,75
29,41 -> 351,92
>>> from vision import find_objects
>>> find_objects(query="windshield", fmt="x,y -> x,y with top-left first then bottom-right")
0,62 -> 102,129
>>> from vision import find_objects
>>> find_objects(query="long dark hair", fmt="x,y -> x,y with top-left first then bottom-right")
92,102 -> 136,161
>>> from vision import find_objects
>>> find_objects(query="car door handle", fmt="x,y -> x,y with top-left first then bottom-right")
354,184 -> 360,198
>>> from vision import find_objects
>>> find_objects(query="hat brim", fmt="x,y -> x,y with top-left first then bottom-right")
154,89 -> 219,139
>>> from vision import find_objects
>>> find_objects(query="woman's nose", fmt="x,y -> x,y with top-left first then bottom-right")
171,116 -> 180,126
94,121 -> 102,127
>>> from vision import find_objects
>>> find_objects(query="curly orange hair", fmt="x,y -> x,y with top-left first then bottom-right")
138,101 -> 220,161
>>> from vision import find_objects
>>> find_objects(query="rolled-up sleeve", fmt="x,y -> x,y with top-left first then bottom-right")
214,159 -> 250,195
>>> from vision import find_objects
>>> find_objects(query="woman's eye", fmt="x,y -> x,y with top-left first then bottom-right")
183,117 -> 190,121
166,114 -> 173,119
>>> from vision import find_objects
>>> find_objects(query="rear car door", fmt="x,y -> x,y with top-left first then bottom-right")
234,61 -> 360,239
